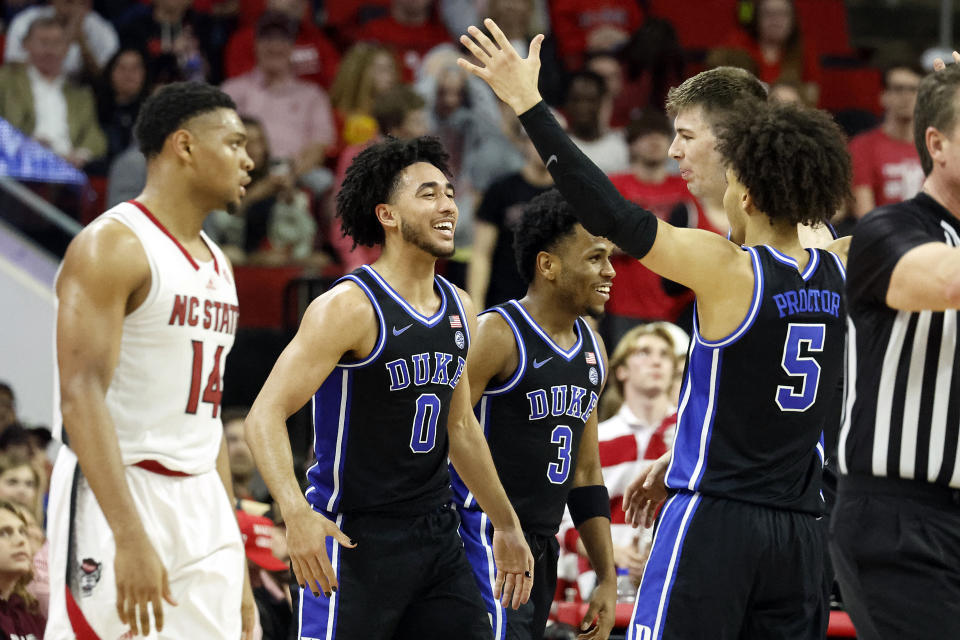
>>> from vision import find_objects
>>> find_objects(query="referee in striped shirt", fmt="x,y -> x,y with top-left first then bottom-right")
832,63 -> 960,639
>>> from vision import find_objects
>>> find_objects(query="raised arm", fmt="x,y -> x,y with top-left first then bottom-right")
243,283 -> 368,597
457,20 -> 749,301
57,221 -> 176,636
447,290 -> 534,609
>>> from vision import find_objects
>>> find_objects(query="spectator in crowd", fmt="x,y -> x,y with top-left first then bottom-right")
466,118 -> 552,308
0,455 -> 41,525
440,0 -> 542,56
0,502 -> 44,639
329,84 -> 429,271
204,116 -> 328,267
549,0 -> 643,71
237,509 -> 291,640
0,385 -> 15,434
223,0 -> 341,88
563,70 -> 629,174
848,61 -> 925,219
93,46 -> 149,165
604,110 -> 704,343
222,407 -> 269,503
559,323 -> 678,598
328,42 -> 399,146
0,16 -> 107,168
585,51 -> 626,130
4,0 -> 119,78
619,18 -> 686,121
221,11 -> 335,197
717,0 -> 821,105
117,0 -> 215,82
354,0 -> 451,81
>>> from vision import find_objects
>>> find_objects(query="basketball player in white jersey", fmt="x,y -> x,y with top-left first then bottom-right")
46,82 -> 256,639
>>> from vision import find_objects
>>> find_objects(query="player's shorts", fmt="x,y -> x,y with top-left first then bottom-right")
299,503 -> 490,640
45,447 -> 244,640
458,506 -> 558,640
628,491 -> 826,640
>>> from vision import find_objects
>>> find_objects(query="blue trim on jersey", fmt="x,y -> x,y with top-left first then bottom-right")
665,345 -> 723,491
629,492 -> 702,640
360,265 -> 448,326
508,299 -> 583,361
694,246 -> 765,348
335,275 -> 387,369
827,250 -> 846,280
816,432 -> 825,465
457,506 -> 506,639
438,275 -> 471,348
826,221 -> 838,239
299,513 -> 343,639
763,246 -> 819,282
483,308 -> 528,395
306,370 -> 353,514
582,317 -> 606,382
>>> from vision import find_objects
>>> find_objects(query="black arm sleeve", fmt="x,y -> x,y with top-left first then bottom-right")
517,101 -> 659,259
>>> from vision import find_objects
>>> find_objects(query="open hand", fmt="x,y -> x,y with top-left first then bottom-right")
114,534 -> 177,636
284,504 -> 356,597
457,19 -> 544,115
492,526 -> 534,610
623,452 -> 671,529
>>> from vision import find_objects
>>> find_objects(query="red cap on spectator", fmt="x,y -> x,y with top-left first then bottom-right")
237,510 -> 288,572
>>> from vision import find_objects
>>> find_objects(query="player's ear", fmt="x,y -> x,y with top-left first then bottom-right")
926,126 -> 947,169
375,203 -> 398,230
170,129 -> 194,163
536,251 -> 557,281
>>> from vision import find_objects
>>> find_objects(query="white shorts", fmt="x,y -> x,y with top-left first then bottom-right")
46,447 -> 244,640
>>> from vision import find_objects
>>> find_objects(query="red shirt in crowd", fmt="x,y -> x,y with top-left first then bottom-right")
353,15 -> 450,81
549,0 -> 643,69
720,29 -> 822,87
0,594 -> 45,639
223,23 -> 341,88
605,173 -> 707,322
849,127 -> 925,209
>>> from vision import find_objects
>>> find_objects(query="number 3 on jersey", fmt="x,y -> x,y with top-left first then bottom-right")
548,425 -> 573,484
776,323 -> 825,412
186,340 -> 224,418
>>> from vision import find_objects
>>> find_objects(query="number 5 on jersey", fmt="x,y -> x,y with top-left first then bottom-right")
776,323 -> 825,412
186,340 -> 224,417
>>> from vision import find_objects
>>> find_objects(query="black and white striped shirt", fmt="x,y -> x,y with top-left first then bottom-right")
841,192 -> 960,487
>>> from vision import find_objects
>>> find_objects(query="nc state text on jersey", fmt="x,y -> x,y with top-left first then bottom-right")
168,295 -> 240,335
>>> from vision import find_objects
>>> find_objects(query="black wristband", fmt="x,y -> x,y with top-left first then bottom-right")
568,484 -> 611,528
517,101 -> 659,259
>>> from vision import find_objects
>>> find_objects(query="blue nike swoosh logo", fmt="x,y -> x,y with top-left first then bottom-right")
392,324 -> 413,336
533,357 -> 552,369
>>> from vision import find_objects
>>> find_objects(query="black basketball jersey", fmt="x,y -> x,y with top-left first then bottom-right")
305,265 -> 471,517
664,246 -> 846,515
450,300 -> 605,536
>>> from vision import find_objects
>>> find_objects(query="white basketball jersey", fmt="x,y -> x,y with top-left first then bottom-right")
54,201 -> 239,474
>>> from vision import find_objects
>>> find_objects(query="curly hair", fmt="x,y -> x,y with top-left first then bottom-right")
336,136 -> 450,248
134,82 -> 237,158
512,189 -> 580,284
714,102 -> 851,227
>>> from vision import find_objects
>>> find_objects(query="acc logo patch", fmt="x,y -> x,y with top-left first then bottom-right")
588,367 -> 599,385
454,330 -> 465,350
79,557 -> 102,597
